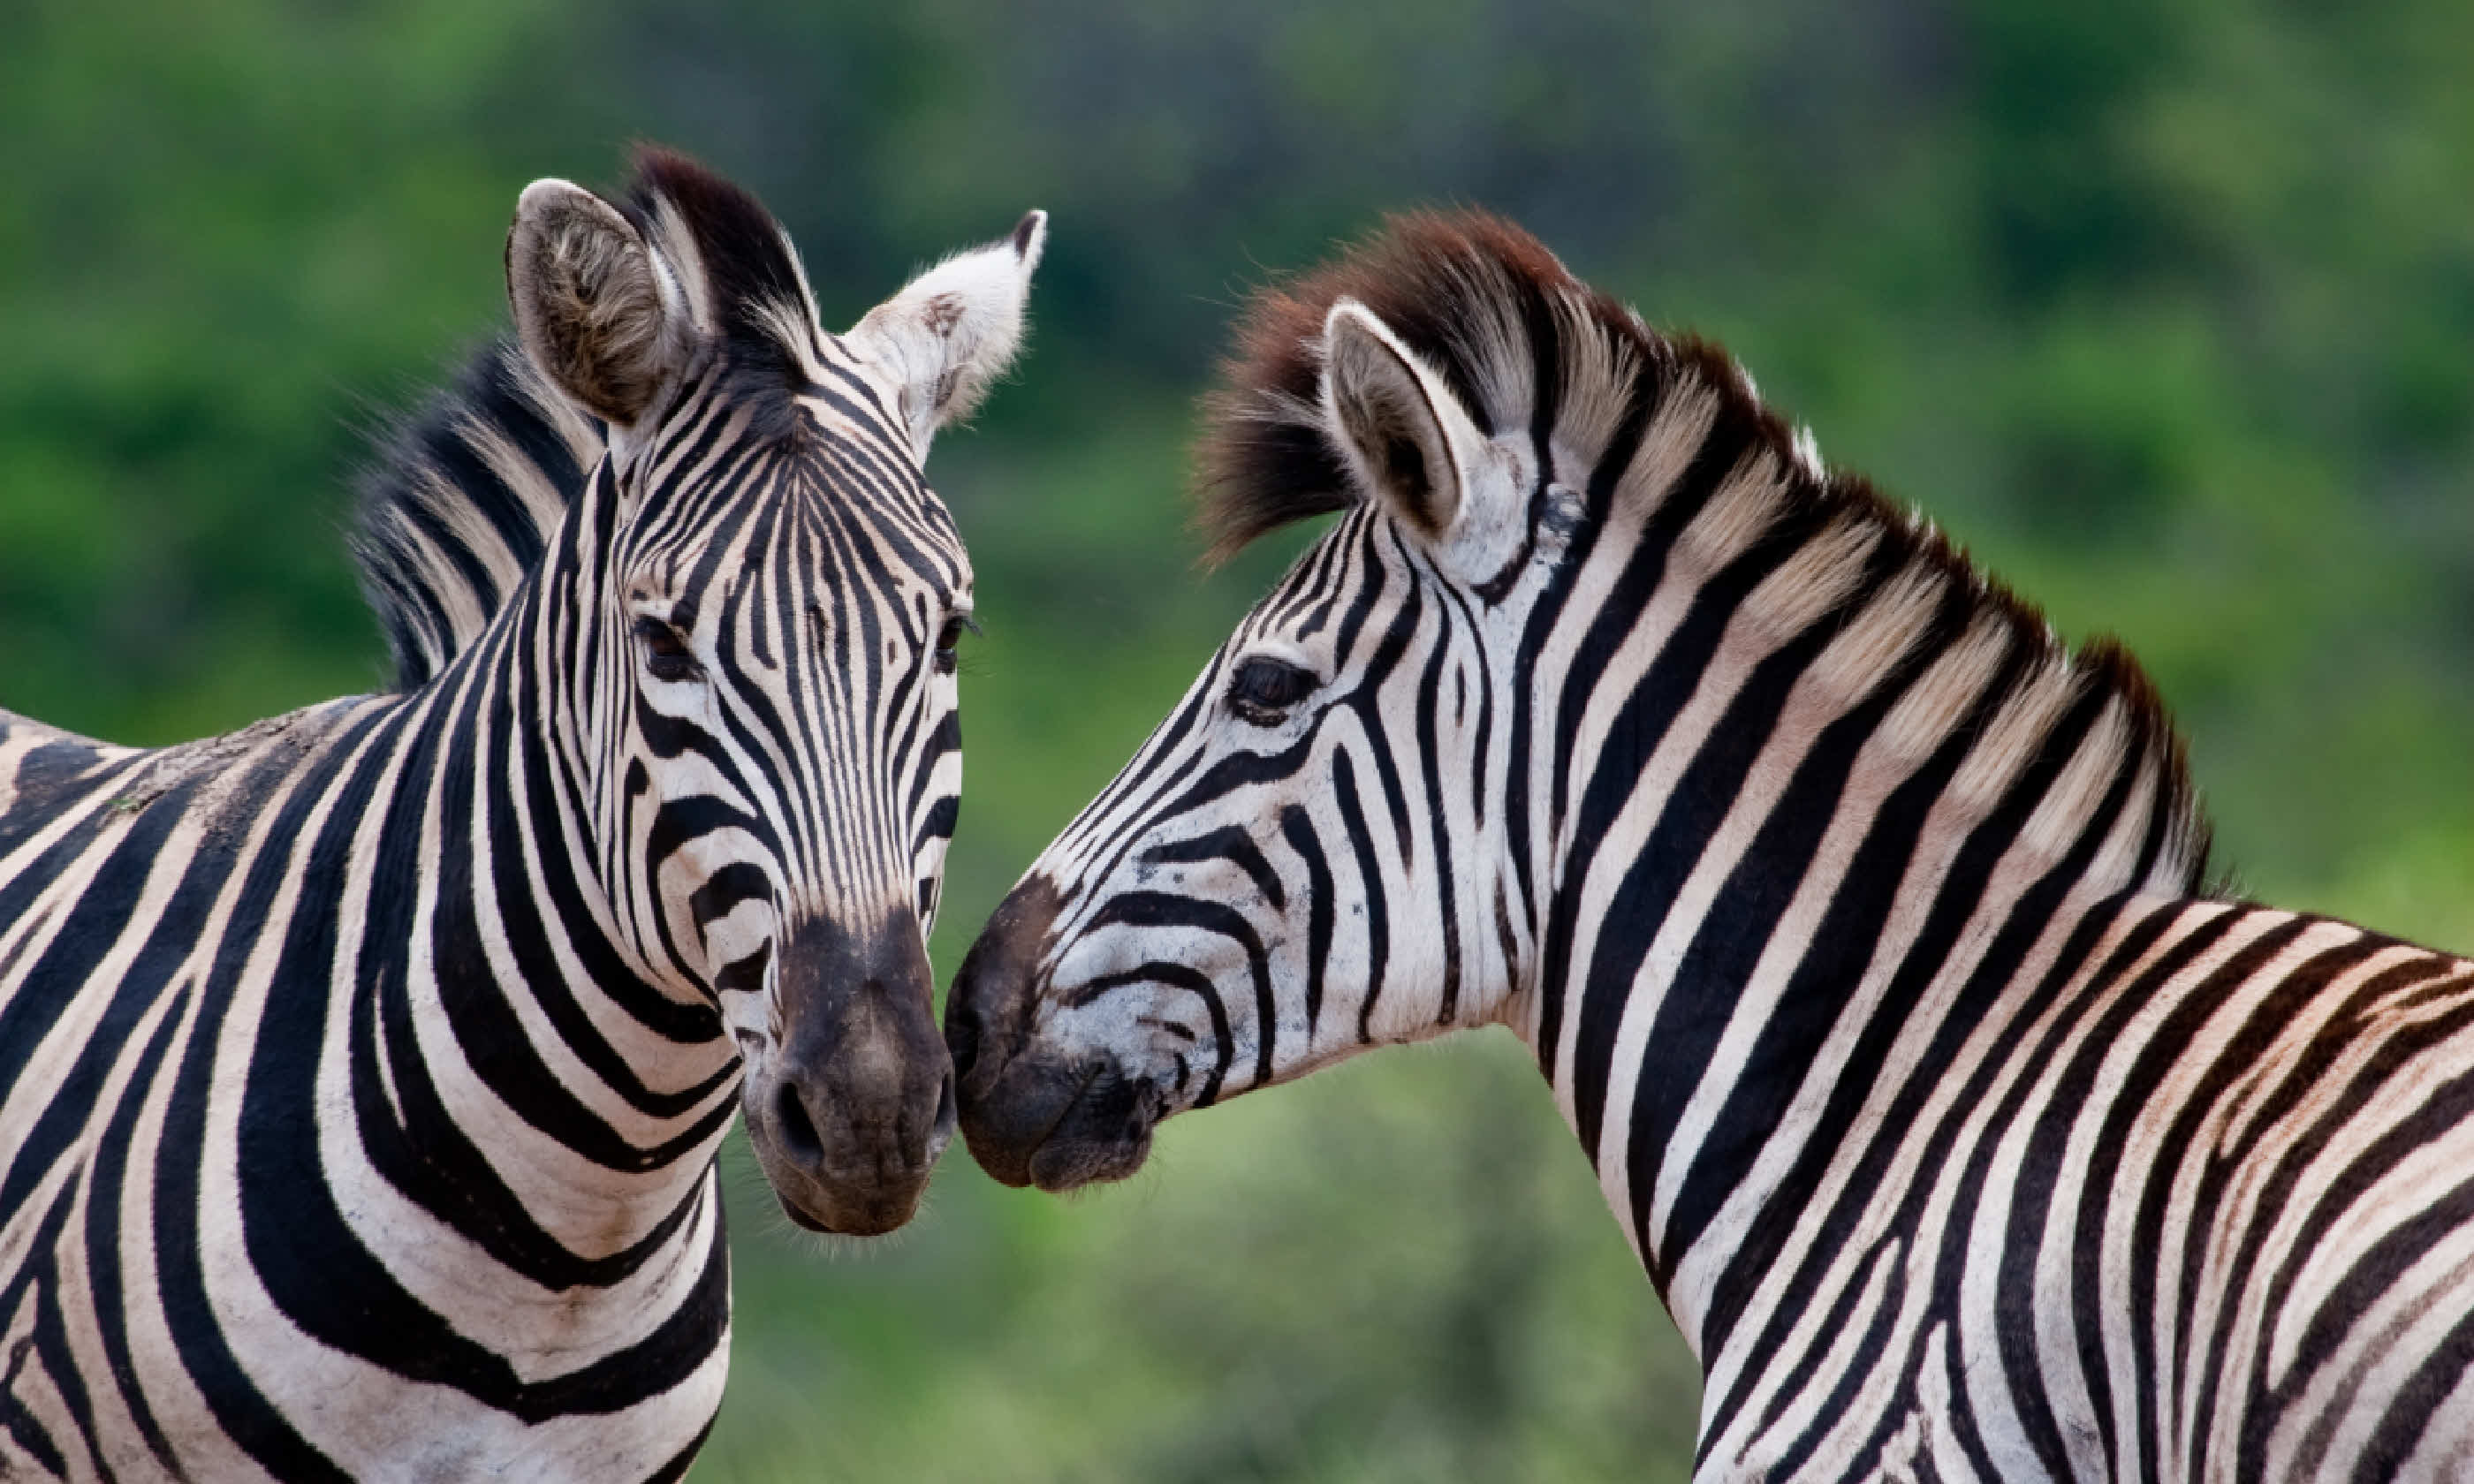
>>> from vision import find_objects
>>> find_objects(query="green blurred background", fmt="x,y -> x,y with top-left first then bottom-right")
4,0 -> 2471,1477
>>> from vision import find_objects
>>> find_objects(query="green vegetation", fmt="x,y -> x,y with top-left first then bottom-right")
4,0 -> 2470,1477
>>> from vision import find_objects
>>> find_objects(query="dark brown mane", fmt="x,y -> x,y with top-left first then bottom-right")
1198,210 -> 2214,892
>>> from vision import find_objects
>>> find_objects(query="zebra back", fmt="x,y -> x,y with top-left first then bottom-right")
351,339 -> 604,691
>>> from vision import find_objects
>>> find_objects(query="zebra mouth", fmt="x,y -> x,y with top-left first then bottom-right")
1017,1060 -> 1161,1192
756,1157 -> 937,1238
778,1197 -> 835,1234
953,1047 -> 1160,1192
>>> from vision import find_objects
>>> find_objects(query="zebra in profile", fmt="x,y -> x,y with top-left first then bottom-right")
949,213 -> 2474,1480
0,148 -> 1044,1480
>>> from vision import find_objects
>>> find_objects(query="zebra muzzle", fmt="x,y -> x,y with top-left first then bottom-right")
966,1053 -> 1157,1192
947,878 -> 1159,1191
742,909 -> 956,1236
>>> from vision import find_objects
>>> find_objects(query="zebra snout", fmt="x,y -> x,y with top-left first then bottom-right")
946,876 -> 1066,1084
946,876 -> 1152,1190
743,909 -> 952,1237
947,877 -> 1067,1180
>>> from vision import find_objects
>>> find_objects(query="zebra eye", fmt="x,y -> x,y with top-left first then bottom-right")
935,613 -> 979,675
634,617 -> 698,683
1227,655 -> 1317,725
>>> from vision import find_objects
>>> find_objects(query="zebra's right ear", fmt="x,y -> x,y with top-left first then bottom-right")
1319,300 -> 1489,547
505,179 -> 693,428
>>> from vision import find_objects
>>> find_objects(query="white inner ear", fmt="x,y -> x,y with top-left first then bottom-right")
845,210 -> 1047,458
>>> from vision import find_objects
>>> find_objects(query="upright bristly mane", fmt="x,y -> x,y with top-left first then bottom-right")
353,149 -> 826,692
353,340 -> 603,691
619,147 -> 824,400
1201,210 -> 2214,894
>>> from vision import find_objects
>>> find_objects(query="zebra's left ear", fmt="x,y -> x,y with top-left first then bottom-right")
1319,300 -> 1522,578
846,211 -> 1047,458
505,178 -> 694,429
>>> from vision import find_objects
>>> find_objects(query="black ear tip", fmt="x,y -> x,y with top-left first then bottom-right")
1011,210 -> 1047,259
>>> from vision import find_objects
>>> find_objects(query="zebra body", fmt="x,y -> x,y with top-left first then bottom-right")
0,151 -> 1043,1480
948,215 -> 2474,1480
0,693 -> 732,1480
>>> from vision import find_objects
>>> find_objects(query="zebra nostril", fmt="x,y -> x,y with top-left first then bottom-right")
772,1081 -> 824,1168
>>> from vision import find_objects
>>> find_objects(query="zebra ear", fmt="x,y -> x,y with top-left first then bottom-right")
846,210 -> 1047,458
505,178 -> 693,428
1319,300 -> 1486,547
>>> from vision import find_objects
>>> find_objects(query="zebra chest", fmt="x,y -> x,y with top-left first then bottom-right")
0,1174 -> 732,1482
0,791 -> 736,1479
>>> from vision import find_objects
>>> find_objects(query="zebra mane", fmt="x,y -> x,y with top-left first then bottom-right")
622,147 -> 824,405
353,150 -> 829,692
352,339 -> 603,692
1201,210 -> 2214,891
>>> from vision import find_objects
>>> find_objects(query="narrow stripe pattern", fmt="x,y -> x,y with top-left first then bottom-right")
0,151 -> 1033,1480
948,213 -> 2474,1481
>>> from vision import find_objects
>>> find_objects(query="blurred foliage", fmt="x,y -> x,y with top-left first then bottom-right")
4,0 -> 2471,1477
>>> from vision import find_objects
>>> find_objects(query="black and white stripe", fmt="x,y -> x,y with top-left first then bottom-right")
0,149 -> 1043,1480
949,213 -> 2474,1480
353,337 -> 604,693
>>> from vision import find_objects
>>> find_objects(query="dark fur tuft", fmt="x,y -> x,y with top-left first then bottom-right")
1199,211 -> 1576,566
624,147 -> 814,366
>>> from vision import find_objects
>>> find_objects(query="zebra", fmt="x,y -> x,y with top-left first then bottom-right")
946,211 -> 2474,1481
0,148 -> 1043,1480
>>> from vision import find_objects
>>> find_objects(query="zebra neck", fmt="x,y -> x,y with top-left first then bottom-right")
373,508 -> 739,1254
1510,502 -> 2206,1363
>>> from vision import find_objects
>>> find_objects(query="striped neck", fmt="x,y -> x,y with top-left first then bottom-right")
1505,405 -> 2208,1359
373,458 -> 739,1259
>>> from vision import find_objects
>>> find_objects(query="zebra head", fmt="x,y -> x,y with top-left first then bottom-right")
505,153 -> 1043,1233
952,219 -> 1566,1190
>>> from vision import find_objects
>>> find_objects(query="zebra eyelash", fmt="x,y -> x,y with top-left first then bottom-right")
631,614 -> 701,683
1226,655 -> 1320,725
935,612 -> 980,674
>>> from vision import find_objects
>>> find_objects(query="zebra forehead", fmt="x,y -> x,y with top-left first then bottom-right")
645,509 -> 965,612
627,418 -> 953,549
